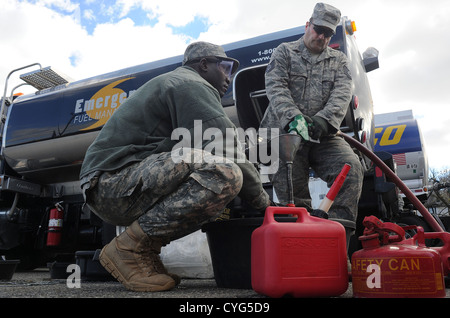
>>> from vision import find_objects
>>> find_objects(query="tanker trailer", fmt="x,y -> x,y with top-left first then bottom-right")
374,110 -> 429,202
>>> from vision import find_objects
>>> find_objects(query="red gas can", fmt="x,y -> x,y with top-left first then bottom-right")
352,216 -> 446,298
251,206 -> 348,298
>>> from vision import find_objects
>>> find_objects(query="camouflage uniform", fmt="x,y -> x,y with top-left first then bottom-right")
85,149 -> 244,241
81,42 -> 270,240
260,4 -> 363,221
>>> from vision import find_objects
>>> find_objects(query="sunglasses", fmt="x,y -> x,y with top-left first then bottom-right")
311,23 -> 335,38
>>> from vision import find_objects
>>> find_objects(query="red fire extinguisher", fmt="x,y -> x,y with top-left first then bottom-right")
47,202 -> 64,246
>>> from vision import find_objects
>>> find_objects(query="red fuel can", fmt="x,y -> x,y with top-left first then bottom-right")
352,216 -> 446,298
251,206 -> 348,298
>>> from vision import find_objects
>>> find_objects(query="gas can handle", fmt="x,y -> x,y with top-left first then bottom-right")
419,230 -> 450,245
362,216 -> 406,243
417,230 -> 450,276
263,206 -> 308,225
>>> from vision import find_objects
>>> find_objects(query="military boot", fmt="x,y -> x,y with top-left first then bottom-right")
99,221 -> 176,292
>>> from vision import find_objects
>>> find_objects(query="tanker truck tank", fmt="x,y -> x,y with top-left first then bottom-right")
374,110 -> 429,201
2,57 -> 183,185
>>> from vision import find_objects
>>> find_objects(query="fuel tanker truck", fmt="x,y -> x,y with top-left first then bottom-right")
0,16 -> 441,269
374,110 -> 429,202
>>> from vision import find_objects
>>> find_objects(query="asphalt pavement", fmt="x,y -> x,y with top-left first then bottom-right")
1,267 -> 448,299
1,268 -> 449,316
0,268 -> 266,298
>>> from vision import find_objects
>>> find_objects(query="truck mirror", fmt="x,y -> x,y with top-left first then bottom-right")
363,47 -> 379,73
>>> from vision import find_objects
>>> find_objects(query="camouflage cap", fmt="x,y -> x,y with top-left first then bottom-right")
311,3 -> 341,32
182,41 -> 240,74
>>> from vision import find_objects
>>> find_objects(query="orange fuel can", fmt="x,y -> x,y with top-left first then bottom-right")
251,206 -> 348,298
352,216 -> 446,298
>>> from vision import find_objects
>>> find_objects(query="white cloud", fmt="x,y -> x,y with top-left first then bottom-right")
1,1 -> 85,90
35,0 -> 78,12
116,0 -> 222,27
0,0 -> 188,93
83,9 -> 95,21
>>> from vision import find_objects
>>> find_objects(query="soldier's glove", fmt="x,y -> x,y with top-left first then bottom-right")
288,114 -> 313,141
310,209 -> 328,219
309,116 -> 329,140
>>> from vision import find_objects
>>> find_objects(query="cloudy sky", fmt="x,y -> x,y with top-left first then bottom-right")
1,0 -> 450,171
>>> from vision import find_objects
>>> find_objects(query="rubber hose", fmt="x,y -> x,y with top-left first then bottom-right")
337,131 -> 444,232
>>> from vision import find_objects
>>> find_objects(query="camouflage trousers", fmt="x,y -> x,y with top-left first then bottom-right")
85,148 -> 243,241
271,135 -> 363,221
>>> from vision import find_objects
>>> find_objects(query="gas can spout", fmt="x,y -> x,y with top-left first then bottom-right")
318,164 -> 351,213
311,164 -> 352,219
272,133 -> 302,207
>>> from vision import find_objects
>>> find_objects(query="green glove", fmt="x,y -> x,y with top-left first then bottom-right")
310,116 -> 329,140
288,114 -> 313,141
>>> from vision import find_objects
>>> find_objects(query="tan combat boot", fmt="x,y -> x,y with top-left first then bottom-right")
99,221 -> 176,292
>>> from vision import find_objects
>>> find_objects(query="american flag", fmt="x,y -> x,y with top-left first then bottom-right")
393,153 -> 407,166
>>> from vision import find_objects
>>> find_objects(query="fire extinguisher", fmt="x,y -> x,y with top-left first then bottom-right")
47,202 -> 64,246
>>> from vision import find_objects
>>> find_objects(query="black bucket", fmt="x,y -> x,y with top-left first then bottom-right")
75,250 -> 114,281
0,260 -> 20,281
47,261 -> 72,279
201,217 -> 296,289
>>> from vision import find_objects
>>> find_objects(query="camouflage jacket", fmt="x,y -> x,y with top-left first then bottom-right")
260,37 -> 352,133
